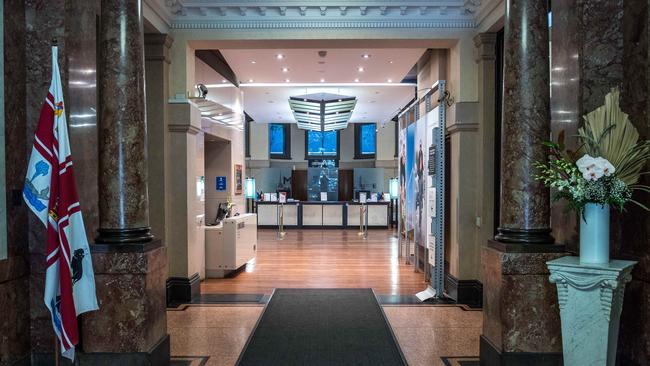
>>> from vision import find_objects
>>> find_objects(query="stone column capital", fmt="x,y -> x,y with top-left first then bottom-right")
474,32 -> 497,62
144,34 -> 174,64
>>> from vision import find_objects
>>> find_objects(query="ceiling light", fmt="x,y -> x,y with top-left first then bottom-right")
320,78 -> 325,83
276,54 -> 285,60
221,79 -> 227,83
361,53 -> 371,59
248,79 -> 254,83
285,78 -> 290,83
389,60 -> 394,64
387,78 -> 393,83
357,66 -> 365,72
250,60 -> 256,64
282,67 -> 289,72
354,78 -> 360,82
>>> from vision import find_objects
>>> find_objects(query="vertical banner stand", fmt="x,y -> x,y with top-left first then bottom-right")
276,203 -> 286,239
431,80 -> 446,297
415,80 -> 446,301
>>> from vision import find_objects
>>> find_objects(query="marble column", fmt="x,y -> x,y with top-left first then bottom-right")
494,0 -> 554,245
96,0 -> 152,244
481,1 -> 566,364
81,1 -> 169,364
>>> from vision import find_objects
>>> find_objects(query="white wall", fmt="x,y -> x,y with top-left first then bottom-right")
249,122 -> 269,163
376,120 -> 396,162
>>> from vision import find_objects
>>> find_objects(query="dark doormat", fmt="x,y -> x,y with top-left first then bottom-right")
236,288 -> 408,366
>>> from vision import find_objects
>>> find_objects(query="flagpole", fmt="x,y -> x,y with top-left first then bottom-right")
51,36 -> 61,366
54,335 -> 60,366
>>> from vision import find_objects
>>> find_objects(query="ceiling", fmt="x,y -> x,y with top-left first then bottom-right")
220,48 -> 424,84
239,84 -> 415,125
209,48 -> 423,125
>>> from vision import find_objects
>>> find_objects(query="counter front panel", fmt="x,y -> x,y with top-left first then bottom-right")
255,201 -> 389,229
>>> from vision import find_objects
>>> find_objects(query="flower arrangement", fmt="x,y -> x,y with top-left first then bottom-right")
534,89 -> 650,214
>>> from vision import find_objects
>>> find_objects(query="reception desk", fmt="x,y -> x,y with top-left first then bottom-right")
256,201 -> 389,229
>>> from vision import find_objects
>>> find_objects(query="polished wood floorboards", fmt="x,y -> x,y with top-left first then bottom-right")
201,229 -> 427,295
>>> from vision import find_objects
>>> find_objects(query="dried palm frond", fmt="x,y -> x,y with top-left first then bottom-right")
578,88 -> 650,185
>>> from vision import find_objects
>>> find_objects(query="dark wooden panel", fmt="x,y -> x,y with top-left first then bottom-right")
291,170 -> 307,201
338,169 -> 354,201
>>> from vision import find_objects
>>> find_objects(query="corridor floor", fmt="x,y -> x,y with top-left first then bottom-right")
201,229 -> 425,295
168,304 -> 482,366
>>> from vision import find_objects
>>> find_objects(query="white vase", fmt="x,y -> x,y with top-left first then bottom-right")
579,203 -> 610,264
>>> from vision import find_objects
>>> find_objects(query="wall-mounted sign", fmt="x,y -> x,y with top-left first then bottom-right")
428,145 -> 436,175
235,164 -> 243,195
216,176 -> 227,191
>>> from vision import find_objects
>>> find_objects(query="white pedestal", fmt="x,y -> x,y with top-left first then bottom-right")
547,256 -> 636,366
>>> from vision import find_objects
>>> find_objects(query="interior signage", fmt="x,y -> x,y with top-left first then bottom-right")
216,176 -> 227,191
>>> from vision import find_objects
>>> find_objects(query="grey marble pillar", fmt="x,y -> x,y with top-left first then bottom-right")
96,0 -> 152,243
480,2 -> 565,364
495,0 -> 554,245
82,1 -> 168,363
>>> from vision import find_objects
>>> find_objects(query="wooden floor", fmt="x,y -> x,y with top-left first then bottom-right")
201,229 -> 427,295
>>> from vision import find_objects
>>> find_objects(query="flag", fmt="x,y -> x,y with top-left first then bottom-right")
23,46 -> 99,361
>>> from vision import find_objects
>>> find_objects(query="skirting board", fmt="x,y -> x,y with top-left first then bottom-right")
30,335 -> 170,366
166,273 -> 201,306
479,335 -> 563,366
445,273 -> 483,308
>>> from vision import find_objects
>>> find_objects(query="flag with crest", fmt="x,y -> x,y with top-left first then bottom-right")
23,45 -> 99,361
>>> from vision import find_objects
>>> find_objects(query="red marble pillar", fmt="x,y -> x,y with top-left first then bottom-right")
480,0 -> 566,364
81,0 -> 169,364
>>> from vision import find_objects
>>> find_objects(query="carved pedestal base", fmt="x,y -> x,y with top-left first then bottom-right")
547,256 -> 636,366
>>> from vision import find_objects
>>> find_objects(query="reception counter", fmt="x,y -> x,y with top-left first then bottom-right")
256,201 -> 390,229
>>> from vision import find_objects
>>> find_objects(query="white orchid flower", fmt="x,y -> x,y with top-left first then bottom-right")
594,157 -> 615,176
576,154 -> 616,181
576,154 -> 596,171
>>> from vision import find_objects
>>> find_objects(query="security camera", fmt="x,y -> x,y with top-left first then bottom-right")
196,83 -> 208,98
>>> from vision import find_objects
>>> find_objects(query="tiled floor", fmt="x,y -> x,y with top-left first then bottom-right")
168,304 -> 481,366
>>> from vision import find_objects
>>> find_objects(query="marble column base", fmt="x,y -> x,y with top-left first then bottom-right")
480,241 -> 566,365
80,240 -> 168,365
547,256 -> 636,366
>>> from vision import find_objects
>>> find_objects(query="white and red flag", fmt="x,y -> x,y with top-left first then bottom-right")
23,46 -> 98,361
